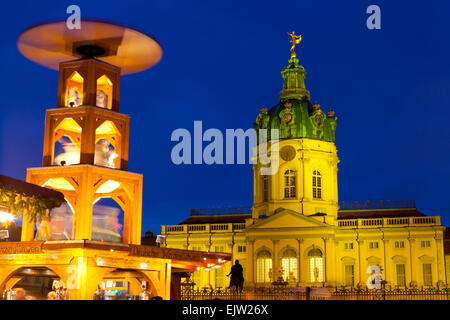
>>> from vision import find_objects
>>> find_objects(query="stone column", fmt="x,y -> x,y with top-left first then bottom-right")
207,240 -> 212,288
323,237 -> 336,287
356,239 -> 363,287
226,241 -> 235,286
408,238 -> 417,287
383,239 -> 390,287
272,240 -> 280,281
322,237 -> 328,284
435,233 -> 445,287
297,238 -> 303,285
246,240 -> 255,286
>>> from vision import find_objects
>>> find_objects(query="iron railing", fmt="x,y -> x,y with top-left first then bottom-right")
338,216 -> 440,228
162,222 -> 247,234
190,206 -> 252,216
180,286 -> 450,301
339,200 -> 416,211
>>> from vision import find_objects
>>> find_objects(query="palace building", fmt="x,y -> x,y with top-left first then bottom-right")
161,36 -> 448,290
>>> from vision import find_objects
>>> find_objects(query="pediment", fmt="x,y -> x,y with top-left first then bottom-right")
248,209 -> 328,229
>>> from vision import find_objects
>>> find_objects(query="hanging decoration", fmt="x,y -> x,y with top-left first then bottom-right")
0,186 -> 63,225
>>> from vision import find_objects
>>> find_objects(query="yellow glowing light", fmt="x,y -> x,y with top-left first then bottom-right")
96,75 -> 113,109
0,211 -> 15,224
96,180 -> 120,194
196,266 -> 201,270
71,72 -> 84,83
65,72 -> 84,107
203,257 -> 207,261
42,178 -> 75,191
140,263 -> 148,270
57,118 -> 82,133
218,258 -> 222,263
96,120 -> 118,136
205,268 -> 211,272
214,265 -> 221,269
97,75 -> 113,86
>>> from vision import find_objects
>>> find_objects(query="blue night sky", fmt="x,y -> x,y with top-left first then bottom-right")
1,1 -> 450,235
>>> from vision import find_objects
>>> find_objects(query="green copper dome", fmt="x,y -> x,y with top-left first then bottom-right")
254,56 -> 337,143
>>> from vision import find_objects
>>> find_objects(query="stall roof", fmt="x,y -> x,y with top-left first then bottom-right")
0,174 -> 64,201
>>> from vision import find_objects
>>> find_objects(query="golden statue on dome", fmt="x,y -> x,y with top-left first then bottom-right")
287,31 -> 302,57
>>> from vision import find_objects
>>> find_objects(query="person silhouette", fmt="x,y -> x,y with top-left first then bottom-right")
227,260 -> 244,293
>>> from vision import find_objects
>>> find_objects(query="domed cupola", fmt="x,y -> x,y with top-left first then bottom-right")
253,32 -> 337,143
280,56 -> 309,101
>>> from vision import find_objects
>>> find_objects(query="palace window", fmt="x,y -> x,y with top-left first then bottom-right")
396,264 -> 406,287
215,246 -> 224,253
284,170 -> 296,199
369,241 -> 379,249
395,241 -> 405,249
344,265 -> 355,286
262,175 -> 270,202
423,264 -> 432,287
421,240 -> 431,248
308,248 -> 324,283
238,246 -> 246,253
344,242 -> 354,250
312,170 -> 322,199
256,249 -> 272,283
280,247 -> 297,282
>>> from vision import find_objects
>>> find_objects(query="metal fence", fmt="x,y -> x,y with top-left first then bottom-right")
339,200 -> 416,211
180,286 -> 450,301
190,206 -> 252,216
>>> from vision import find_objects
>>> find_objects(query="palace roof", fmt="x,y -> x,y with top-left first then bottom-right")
337,208 -> 426,220
177,206 -> 428,225
179,214 -> 251,225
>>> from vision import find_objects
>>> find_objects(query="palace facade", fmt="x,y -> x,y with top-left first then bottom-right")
161,43 -> 449,290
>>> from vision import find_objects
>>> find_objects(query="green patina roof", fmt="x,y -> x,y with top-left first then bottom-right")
253,56 -> 337,143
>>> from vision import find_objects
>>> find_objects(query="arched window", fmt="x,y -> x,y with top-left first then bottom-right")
284,170 -> 296,199
256,249 -> 272,283
96,75 -> 113,109
307,248 -> 324,283
65,71 -> 84,107
312,170 -> 322,199
262,175 -> 270,202
280,247 -> 297,282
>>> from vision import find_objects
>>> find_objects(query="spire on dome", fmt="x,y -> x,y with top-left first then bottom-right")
280,32 -> 310,101
287,31 -> 302,58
